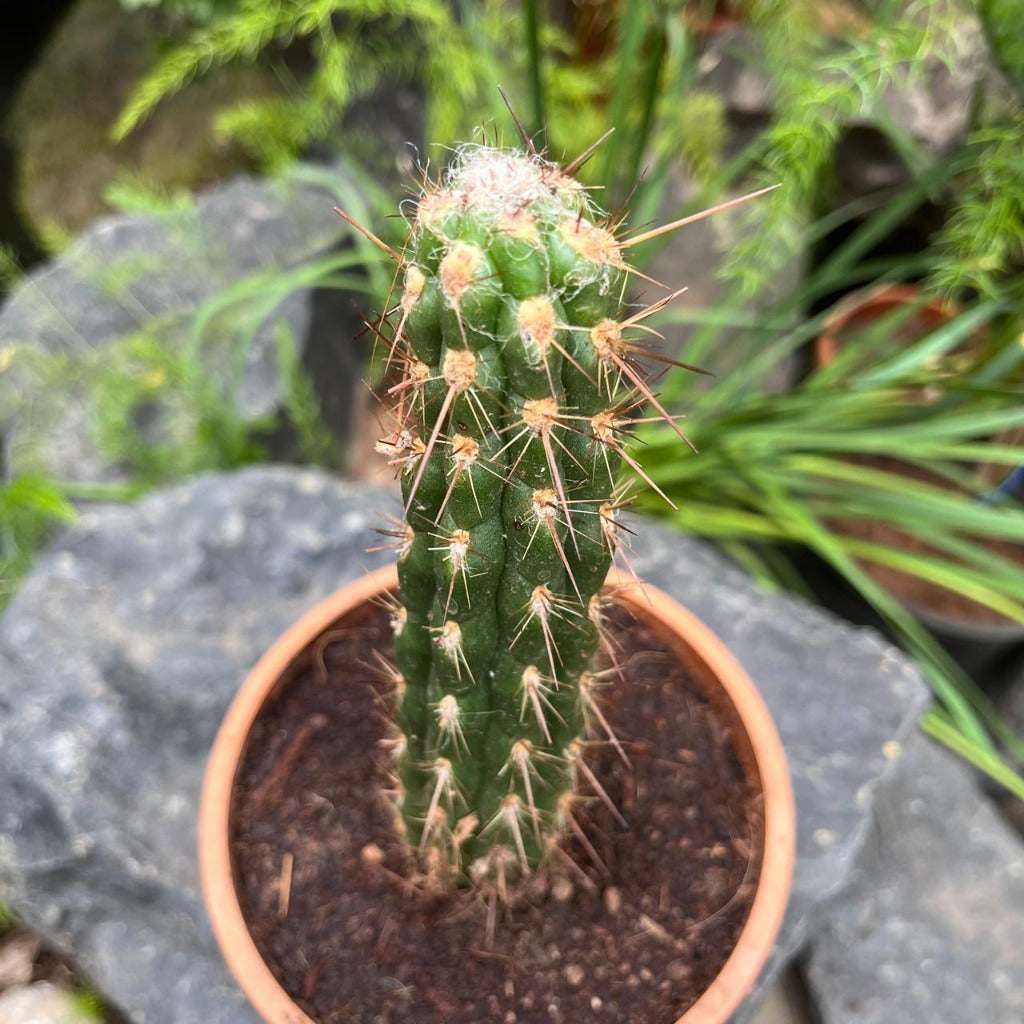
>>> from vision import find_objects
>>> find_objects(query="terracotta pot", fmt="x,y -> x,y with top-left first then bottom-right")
814,281 -> 958,371
199,564 -> 795,1024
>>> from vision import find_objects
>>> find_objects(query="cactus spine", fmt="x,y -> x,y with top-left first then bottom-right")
377,145 -> 680,890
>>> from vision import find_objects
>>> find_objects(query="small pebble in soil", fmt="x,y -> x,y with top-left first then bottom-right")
603,887 -> 622,915
551,877 -> 573,902
361,842 -> 383,865
563,965 -> 584,987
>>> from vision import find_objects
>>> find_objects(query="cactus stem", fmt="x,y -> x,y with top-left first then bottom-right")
518,665 -> 565,743
381,144 -> 723,888
568,739 -> 628,827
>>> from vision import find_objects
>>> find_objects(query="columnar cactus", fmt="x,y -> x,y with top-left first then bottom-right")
374,144 -> 689,891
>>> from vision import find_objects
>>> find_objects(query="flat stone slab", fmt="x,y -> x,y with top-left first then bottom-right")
0,466 -> 935,1022
805,729 -> 1024,1024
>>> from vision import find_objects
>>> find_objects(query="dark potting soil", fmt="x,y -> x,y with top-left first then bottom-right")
231,598 -> 763,1024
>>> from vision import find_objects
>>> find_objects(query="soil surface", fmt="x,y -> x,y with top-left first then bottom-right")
231,598 -> 764,1024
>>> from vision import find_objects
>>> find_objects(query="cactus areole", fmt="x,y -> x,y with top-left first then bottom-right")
377,145 -> 686,889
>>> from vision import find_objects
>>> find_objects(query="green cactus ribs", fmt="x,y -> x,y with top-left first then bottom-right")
356,143 -> 714,897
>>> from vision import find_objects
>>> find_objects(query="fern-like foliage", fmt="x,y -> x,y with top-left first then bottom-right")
931,121 -> 1024,302
113,0 -> 296,141
719,0 -> 968,296
114,0 -> 474,169
980,0 -> 1024,94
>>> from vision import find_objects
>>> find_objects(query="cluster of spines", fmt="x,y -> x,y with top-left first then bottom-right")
349,143 -> 762,893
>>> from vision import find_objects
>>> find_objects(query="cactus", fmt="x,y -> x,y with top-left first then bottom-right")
370,143 -> 700,892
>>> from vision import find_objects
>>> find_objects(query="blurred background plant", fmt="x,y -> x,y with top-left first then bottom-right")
2,0 -> 1022,793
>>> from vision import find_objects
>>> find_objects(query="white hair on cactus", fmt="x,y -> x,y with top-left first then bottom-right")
437,145 -> 596,221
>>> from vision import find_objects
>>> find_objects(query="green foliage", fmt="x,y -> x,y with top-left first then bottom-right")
37,0 -> 1024,809
274,321 -> 338,466
113,0 -> 479,171
0,475 -> 77,609
0,246 -> 22,293
91,331 -> 272,483
980,0 -> 1024,93
931,124 -> 1024,303
68,988 -> 106,1023
0,165 -> 371,603
103,174 -> 197,218
633,183 -> 1024,799
715,0 -> 962,295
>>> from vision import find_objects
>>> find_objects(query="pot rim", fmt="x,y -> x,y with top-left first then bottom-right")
199,564 -> 796,1024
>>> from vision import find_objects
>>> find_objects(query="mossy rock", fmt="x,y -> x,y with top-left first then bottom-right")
8,0 -> 282,247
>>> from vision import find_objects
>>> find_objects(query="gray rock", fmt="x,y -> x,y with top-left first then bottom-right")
0,466 -> 931,1022
0,164 -> 371,485
804,730 -> 1024,1024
